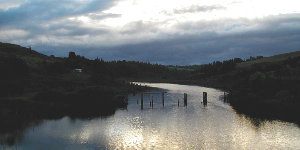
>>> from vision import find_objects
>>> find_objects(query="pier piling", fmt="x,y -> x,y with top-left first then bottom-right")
141,93 -> 144,110
184,93 -> 187,107
203,92 -> 207,106
162,92 -> 165,107
151,96 -> 153,108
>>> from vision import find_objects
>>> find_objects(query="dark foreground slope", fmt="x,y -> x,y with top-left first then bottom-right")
1,42 -> 179,135
0,42 -> 145,116
187,51 -> 300,123
0,42 -> 186,144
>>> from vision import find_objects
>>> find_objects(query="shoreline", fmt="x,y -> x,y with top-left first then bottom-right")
0,82 -> 151,136
131,79 -> 300,125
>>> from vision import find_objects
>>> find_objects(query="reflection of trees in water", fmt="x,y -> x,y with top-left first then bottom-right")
0,108 -> 118,146
234,113 -> 267,129
0,117 -> 41,146
233,106 -> 300,128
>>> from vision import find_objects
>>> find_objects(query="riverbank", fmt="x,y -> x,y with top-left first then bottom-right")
1,41 -> 300,128
0,83 -> 149,136
0,42 -> 157,137
131,57 -> 300,124
2,83 -> 300,150
140,79 -> 300,124
1,42 -> 177,117
163,53 -> 300,124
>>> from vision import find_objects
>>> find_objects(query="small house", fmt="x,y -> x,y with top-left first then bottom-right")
73,68 -> 83,73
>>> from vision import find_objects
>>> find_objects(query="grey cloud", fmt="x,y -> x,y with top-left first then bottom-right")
0,0 -> 118,22
163,5 -> 225,15
88,13 -> 121,20
0,0 -> 120,44
45,19 -> 110,36
36,22 -> 300,65
45,14 -> 300,65
120,21 -> 159,34
0,0 -> 120,31
1,0 -> 300,65
0,0 -> 24,10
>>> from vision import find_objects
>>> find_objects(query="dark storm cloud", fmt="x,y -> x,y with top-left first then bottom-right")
1,0 -> 300,65
37,17 -> 300,65
61,14 -> 300,65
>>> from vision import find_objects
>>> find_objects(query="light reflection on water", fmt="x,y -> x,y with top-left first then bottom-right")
1,83 -> 300,150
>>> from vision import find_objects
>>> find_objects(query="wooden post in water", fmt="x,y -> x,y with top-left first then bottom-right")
162,92 -> 165,107
184,93 -> 187,107
151,99 -> 153,108
203,92 -> 207,106
178,99 -> 180,107
151,96 -> 154,108
141,93 -> 144,110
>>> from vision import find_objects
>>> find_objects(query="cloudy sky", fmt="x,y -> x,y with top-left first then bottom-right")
1,0 -> 300,64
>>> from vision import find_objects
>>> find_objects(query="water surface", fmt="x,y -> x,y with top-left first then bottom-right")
1,83 -> 300,150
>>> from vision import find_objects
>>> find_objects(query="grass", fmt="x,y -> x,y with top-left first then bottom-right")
237,50 -> 300,68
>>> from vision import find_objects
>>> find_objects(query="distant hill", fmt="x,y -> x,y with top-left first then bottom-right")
0,42 -> 184,139
0,42 -> 49,61
2,41 -> 300,123
0,42 -> 64,70
237,51 -> 300,68
1,42 -> 172,121
183,50 -> 300,123
0,42 -> 187,106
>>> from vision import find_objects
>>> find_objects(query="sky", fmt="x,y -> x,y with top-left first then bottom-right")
1,0 -> 300,65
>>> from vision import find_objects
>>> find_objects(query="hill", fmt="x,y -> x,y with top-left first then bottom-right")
1,42 -> 185,124
237,51 -> 300,68
183,50 -> 300,123
1,41 -> 300,125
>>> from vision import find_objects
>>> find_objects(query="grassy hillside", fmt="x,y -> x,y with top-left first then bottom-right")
0,42 -> 183,96
0,42 -> 54,67
183,50 -> 300,123
2,41 -> 299,124
0,42 -> 189,144
1,42 -> 166,121
237,51 -> 300,68
0,42 -> 187,114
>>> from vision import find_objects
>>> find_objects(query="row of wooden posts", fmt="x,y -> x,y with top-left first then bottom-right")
138,92 -> 210,109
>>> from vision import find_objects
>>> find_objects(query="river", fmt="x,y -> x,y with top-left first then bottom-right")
1,83 -> 300,150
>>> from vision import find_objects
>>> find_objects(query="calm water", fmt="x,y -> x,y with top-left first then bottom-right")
1,83 -> 300,150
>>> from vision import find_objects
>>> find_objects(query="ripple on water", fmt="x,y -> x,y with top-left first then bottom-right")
1,83 -> 300,150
